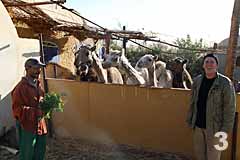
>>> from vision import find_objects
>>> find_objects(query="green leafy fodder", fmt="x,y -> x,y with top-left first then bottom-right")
40,92 -> 64,119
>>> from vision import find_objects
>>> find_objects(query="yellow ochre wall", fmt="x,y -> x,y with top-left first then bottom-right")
47,79 -> 240,160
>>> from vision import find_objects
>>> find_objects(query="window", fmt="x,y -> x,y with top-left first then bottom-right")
42,41 -> 60,64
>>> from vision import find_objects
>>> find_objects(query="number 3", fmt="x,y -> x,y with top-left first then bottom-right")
214,132 -> 228,151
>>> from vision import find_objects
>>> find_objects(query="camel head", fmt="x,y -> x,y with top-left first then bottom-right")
102,50 -> 121,68
167,57 -> 188,74
74,45 -> 96,76
155,60 -> 167,77
135,54 -> 158,69
166,57 -> 193,89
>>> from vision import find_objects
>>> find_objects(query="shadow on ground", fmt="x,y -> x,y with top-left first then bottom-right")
0,137 -> 192,160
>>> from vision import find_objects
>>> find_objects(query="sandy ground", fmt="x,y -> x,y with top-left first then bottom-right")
0,137 -> 192,160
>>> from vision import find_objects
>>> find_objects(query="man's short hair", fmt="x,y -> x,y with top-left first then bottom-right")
24,58 -> 46,68
203,53 -> 218,64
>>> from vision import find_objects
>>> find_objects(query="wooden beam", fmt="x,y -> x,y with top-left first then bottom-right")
5,1 -> 65,7
107,29 -> 143,35
225,0 -> 240,79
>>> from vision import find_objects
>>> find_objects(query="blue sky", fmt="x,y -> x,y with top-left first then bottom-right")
65,0 -> 234,44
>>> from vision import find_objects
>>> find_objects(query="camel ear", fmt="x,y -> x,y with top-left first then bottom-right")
154,55 -> 159,61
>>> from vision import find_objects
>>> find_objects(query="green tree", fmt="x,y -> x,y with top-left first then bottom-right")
173,35 -> 209,77
110,40 -> 122,51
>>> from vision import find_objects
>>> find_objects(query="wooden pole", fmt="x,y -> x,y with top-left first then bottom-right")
39,34 -> 53,138
5,1 -> 65,7
39,34 -> 48,93
122,26 -> 127,54
232,112 -> 238,160
224,1 -> 240,159
105,31 -> 111,55
224,0 -> 240,80
53,64 -> 57,78
122,26 -> 128,83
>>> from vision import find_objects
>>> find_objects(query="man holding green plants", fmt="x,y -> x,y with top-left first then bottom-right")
11,58 -> 47,160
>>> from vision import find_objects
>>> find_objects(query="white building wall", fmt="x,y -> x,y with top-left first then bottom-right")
0,1 -> 40,136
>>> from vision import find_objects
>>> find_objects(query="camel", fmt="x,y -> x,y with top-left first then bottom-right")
135,54 -> 173,88
102,49 -> 145,86
74,45 -> 123,84
155,61 -> 173,88
166,57 -> 193,89
76,63 -> 98,82
135,54 -> 158,87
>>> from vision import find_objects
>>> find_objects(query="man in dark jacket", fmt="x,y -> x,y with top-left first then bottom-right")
12,58 -> 47,160
186,54 -> 236,160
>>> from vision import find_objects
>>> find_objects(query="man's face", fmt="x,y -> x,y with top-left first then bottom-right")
27,66 -> 42,79
203,57 -> 218,75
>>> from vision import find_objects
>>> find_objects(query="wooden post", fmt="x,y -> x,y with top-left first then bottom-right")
123,26 -> 127,53
122,26 -> 128,83
53,64 -> 57,78
225,0 -> 240,80
39,34 -> 48,93
39,34 -> 53,138
213,43 -> 218,50
224,1 -> 240,159
232,112 -> 238,160
105,31 -> 111,55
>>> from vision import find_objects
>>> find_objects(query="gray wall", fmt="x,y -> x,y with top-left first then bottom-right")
214,53 -> 240,81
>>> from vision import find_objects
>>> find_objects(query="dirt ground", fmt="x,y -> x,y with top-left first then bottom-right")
0,137 -> 192,160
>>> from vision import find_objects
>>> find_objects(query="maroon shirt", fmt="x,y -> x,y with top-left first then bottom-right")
11,77 -> 47,135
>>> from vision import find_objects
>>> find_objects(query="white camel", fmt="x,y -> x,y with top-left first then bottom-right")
155,61 -> 173,88
135,54 -> 158,87
74,45 -> 123,84
103,49 -> 145,86
135,54 -> 173,88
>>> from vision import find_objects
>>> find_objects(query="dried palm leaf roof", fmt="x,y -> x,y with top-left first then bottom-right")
1,0 -> 103,40
2,0 -> 152,41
